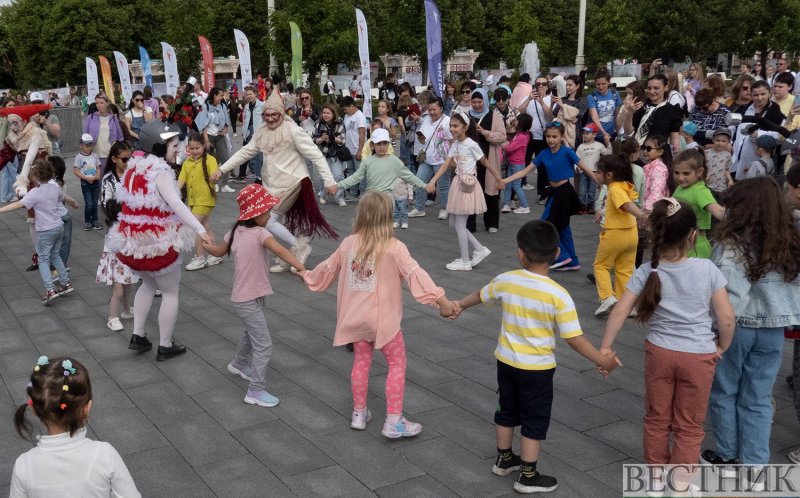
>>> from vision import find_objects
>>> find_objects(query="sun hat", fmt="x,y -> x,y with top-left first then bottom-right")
237,184 -> 280,221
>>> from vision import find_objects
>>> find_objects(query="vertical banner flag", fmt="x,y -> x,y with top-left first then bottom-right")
233,29 -> 252,89
198,35 -> 215,91
355,9 -> 372,119
424,0 -> 443,97
85,58 -> 100,101
113,51 -> 133,105
98,55 -> 116,103
289,21 -> 303,89
138,46 -> 153,88
160,42 -> 179,96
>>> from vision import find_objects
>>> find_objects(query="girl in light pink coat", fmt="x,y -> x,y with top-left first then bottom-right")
302,191 -> 457,438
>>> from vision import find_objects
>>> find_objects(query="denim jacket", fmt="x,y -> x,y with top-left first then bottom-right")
713,244 -> 800,328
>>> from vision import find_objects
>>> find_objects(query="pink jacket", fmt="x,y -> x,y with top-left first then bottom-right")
303,235 -> 444,348
644,158 -> 670,211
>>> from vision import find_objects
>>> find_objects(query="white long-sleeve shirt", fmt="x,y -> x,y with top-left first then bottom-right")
10,428 -> 141,498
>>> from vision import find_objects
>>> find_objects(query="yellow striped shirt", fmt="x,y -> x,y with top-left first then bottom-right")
481,269 -> 583,370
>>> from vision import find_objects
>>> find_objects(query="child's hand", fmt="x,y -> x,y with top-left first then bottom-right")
67,199 -> 79,209
438,298 -> 455,318
198,232 -> 214,246
425,182 -> 436,194
497,179 -> 507,189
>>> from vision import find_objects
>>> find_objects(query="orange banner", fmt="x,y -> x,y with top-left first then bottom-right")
198,36 -> 215,91
98,55 -> 115,103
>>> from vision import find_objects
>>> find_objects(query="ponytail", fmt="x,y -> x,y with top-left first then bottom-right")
225,218 -> 259,256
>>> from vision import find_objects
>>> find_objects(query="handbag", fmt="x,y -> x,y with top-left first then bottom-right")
416,117 -> 444,164
458,172 -> 476,193
336,144 -> 353,162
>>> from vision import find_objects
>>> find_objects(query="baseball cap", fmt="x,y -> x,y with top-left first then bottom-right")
80,133 -> 94,144
756,134 -> 777,151
682,121 -> 698,136
581,123 -> 599,134
371,128 -> 390,144
712,127 -> 732,139
29,92 -> 44,103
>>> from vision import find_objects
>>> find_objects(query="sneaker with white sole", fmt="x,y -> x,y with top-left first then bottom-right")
491,451 -> 522,476
338,199 -> 347,207
549,257 -> 572,269
522,184 -> 536,190
438,209 -> 448,220
107,317 -> 123,331
446,258 -> 472,271
392,222 -> 400,229
221,185 -> 236,193
291,240 -> 312,265
471,246 -> 491,266
594,296 -> 618,317
401,222 -> 408,229
318,195 -> 327,205
227,362 -> 254,382
501,204 -> 511,213
700,449 -> 738,478
408,208 -> 426,218
42,289 -> 59,304
381,417 -> 422,438
788,447 -> 800,464
120,308 -> 134,319
425,199 -> 435,206
351,409 -> 372,430
185,256 -> 207,271
514,464 -> 558,493
244,389 -> 279,407
206,255 -> 223,266
488,227 -> 498,233
513,206 -> 530,214
270,258 -> 291,273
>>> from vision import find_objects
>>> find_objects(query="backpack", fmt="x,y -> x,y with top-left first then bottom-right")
323,82 -> 330,94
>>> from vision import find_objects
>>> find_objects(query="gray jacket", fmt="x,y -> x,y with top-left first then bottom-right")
713,244 -> 800,329
242,100 -> 264,141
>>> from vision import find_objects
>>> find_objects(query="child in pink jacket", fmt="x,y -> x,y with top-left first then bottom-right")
302,191 -> 457,438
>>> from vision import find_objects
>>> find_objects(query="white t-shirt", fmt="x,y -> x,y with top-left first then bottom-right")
447,137 -> 484,174
343,110 -> 367,155
95,115 -> 111,158
525,95 -> 552,140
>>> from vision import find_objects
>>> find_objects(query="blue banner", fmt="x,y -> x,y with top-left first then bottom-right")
424,0 -> 442,97
138,45 -> 153,88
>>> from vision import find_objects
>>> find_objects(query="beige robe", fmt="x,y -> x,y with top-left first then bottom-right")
482,109 -> 508,196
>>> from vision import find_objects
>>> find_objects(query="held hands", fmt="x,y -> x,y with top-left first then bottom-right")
210,170 -> 222,182
325,185 -> 339,196
67,198 -> 79,209
198,232 -> 215,246
425,182 -> 436,194
438,298 -> 462,319
597,347 -> 623,377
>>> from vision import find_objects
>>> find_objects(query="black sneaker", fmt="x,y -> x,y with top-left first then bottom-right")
586,273 -> 596,284
514,466 -> 558,493
92,223 -> 103,230
492,452 -> 522,476
156,341 -> 187,361
25,263 -> 38,271
84,223 -> 92,231
700,449 -> 738,478
128,334 -> 153,352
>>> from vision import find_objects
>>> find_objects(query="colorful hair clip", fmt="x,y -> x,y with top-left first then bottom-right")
26,399 -> 33,407
62,360 -> 76,375
59,403 -> 67,410
33,355 -> 49,372
27,381 -> 33,389
62,385 -> 69,392
664,197 -> 682,217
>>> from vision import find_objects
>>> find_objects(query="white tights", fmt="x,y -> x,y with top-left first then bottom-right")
267,212 -> 297,247
449,214 -> 482,262
133,264 -> 182,347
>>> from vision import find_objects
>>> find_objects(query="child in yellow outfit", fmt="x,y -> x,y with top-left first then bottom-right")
178,132 -> 221,271
593,154 -> 646,317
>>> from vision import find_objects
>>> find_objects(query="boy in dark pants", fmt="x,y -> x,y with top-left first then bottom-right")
456,220 -> 618,493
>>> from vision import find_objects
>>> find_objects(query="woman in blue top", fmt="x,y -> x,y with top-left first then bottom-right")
501,122 -> 597,270
195,87 -> 232,192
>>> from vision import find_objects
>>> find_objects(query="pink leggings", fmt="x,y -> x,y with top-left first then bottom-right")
351,331 -> 407,415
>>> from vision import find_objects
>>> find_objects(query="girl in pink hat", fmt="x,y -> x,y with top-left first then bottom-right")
202,184 -> 307,407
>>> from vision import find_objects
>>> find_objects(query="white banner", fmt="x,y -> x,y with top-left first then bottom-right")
160,42 -> 179,97
113,51 -> 133,105
85,57 -> 100,100
233,29 -> 252,90
355,9 -> 371,119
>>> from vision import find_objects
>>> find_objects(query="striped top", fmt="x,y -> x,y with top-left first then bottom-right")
481,269 -> 583,370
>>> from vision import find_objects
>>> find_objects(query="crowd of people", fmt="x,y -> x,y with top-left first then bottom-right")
3,59 -> 800,496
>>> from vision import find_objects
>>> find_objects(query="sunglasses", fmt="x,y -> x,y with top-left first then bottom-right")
544,122 -> 562,129
536,83 -> 549,87
133,98 -> 143,102
642,145 -> 661,152
262,112 -> 281,119
495,97 -> 507,101
117,156 -> 130,163
461,90 -> 472,94
301,96 -> 310,100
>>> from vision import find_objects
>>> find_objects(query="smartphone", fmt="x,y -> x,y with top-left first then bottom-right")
416,131 -> 426,140
408,103 -> 421,116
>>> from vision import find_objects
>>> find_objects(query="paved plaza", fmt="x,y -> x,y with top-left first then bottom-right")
0,154 -> 799,497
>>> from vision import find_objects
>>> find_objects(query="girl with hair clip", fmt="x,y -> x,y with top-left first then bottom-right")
179,132 -> 222,271
97,141 -> 138,332
641,134 -> 675,211
600,198 -> 735,495
10,356 -> 140,497
302,191 -> 458,438
672,149 -> 725,258
702,177 -> 800,490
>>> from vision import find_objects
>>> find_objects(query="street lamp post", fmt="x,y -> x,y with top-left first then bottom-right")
575,0 -> 587,72
268,0 -> 278,74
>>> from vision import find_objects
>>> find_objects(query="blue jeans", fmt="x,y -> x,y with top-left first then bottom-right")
393,198 -> 408,223
344,158 -> 365,198
318,156 -> 345,202
502,164 -> 529,208
414,162 -> 450,210
241,135 -> 262,179
577,172 -> 597,207
80,179 -> 100,225
708,326 -> 784,465
37,226 -> 69,291
59,213 -> 72,265
0,157 -> 17,202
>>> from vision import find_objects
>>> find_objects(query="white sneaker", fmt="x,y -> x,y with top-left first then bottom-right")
595,296 -> 618,317
120,308 -> 134,319
501,204 -> 511,213
107,317 -> 123,331
522,184 -> 535,190
338,199 -> 347,207
438,209 -> 448,220
318,195 -> 327,205
381,416 -> 422,438
446,258 -> 472,271
185,256 -> 207,271
215,184 -> 220,193
392,222 -> 400,229
488,227 -> 498,233
221,185 -> 236,193
206,255 -> 223,266
471,246 -> 491,266
270,259 -> 290,273
401,222 -> 408,229
510,200 -> 518,209
408,208 -> 426,218
425,199 -> 435,206
351,409 -> 372,430
513,206 -> 530,214
291,240 -> 312,265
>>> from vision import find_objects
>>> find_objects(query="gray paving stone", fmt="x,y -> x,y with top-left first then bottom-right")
369,375 -> 451,415
0,327 -> 33,355
101,355 -> 167,390
0,348 -> 40,379
284,464 -> 375,497
126,380 -> 203,424
0,432 -> 35,486
541,420 -> 628,471
584,420 -> 644,461
279,363 -> 354,412
232,419 -> 333,477
52,297 -> 100,320
158,412 -> 248,466
64,314 -> 115,339
88,406 -> 170,456
552,365 -> 618,399
584,389 -> 645,425
317,430 -> 425,489
87,374 -> 135,414
196,454 -> 295,497
272,389 -> 350,436
525,451 -> 620,498
550,390 -> 620,432
402,351 -> 462,387
428,378 -> 499,423
155,350 -> 231,395
415,405 -> 498,458
124,446 -> 215,498
191,383 -> 279,432
376,475 -> 459,498
585,457 -> 642,493
437,354 -> 497,390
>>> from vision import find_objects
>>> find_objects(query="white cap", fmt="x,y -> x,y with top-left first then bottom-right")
80,133 -> 94,144
29,91 -> 44,102
371,128 -> 390,143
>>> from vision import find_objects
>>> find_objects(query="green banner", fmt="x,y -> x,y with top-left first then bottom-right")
289,21 -> 303,89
